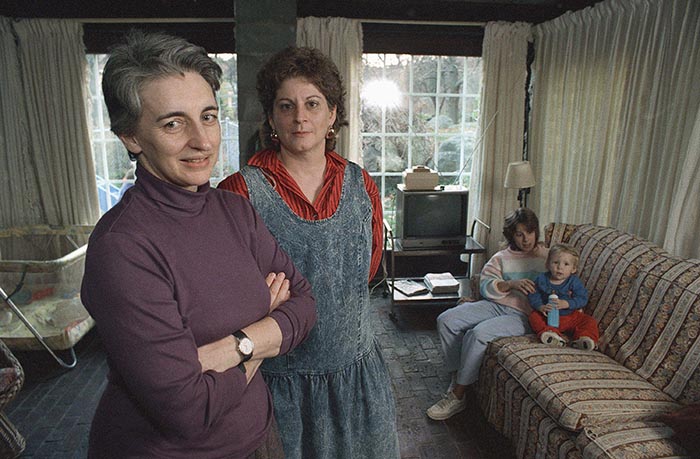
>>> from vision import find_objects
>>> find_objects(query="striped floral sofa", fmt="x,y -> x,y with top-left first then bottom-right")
476,223 -> 700,458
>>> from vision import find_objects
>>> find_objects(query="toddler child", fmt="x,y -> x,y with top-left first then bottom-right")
527,243 -> 599,350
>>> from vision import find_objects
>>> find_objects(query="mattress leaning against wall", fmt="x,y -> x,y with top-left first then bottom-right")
0,225 -> 95,367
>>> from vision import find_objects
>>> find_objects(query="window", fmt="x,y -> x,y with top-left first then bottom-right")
86,54 -> 239,213
361,54 -> 482,229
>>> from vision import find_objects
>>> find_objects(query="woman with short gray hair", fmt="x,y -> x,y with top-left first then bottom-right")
82,31 -> 317,459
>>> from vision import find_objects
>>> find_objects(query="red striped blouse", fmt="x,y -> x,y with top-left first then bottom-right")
218,150 -> 384,281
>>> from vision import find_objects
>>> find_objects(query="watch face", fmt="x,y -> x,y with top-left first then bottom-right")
238,338 -> 254,355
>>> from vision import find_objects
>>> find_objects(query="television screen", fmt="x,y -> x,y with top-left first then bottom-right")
405,194 -> 464,237
395,185 -> 468,249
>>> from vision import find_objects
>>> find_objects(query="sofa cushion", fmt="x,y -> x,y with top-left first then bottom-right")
495,336 -> 680,431
576,420 -> 692,458
601,256 -> 700,403
478,342 -> 582,459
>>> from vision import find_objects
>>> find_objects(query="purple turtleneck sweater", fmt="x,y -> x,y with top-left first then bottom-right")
81,165 -> 316,458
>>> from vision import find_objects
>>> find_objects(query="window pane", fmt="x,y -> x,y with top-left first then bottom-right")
411,96 -> 436,133
385,137 -> 408,172
464,123 -> 479,153
439,56 -> 463,94
106,143 -> 133,180
436,135 -> 461,173
437,96 -> 462,132
411,136 -> 435,169
363,55 -> 384,81
361,104 -> 382,134
384,54 -> 410,94
362,136 -> 382,173
464,57 -> 482,95
412,56 -> 437,93
215,54 -> 238,123
211,54 -> 239,185
383,175 -> 403,225
211,117 -> 240,186
385,102 -> 408,134
464,96 -> 480,123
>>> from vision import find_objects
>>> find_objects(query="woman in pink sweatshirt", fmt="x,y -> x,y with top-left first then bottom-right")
426,208 -> 548,421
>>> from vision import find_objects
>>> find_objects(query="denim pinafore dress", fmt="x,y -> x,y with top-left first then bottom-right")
241,163 -> 399,459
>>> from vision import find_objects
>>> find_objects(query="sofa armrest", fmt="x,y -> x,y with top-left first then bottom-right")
0,340 -> 25,458
0,340 -> 23,412
0,413 -> 25,459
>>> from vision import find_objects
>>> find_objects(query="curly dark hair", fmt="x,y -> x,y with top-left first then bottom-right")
256,46 -> 347,152
503,208 -> 540,250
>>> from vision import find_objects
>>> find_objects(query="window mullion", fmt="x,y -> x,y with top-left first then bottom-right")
407,55 -> 413,169
459,57 -> 468,186
434,57 -> 441,170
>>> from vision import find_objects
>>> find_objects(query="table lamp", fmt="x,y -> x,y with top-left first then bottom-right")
504,160 -> 536,207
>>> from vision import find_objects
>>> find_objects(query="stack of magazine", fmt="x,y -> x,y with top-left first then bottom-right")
423,272 -> 460,294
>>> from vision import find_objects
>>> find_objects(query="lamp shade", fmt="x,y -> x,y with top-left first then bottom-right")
504,161 -> 536,189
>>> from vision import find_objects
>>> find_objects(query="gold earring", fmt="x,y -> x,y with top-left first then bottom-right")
271,130 -> 279,141
326,127 -> 336,139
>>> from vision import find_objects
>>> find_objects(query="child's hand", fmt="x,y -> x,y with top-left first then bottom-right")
556,299 -> 570,310
540,303 -> 554,315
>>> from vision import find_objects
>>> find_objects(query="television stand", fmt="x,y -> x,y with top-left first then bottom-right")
382,219 -> 489,320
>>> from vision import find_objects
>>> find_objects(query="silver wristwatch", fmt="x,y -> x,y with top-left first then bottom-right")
233,330 -> 254,363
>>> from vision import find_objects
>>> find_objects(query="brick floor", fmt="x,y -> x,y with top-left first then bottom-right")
6,289 -> 515,458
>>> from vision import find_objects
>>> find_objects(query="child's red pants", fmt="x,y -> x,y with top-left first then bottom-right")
529,309 -> 599,342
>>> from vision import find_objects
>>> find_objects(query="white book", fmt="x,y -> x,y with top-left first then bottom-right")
424,272 -> 460,294
393,279 -> 429,296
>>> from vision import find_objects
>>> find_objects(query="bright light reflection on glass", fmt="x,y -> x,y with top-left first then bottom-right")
361,79 -> 401,109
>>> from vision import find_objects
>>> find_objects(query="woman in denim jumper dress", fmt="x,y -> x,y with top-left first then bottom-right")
219,47 -> 399,458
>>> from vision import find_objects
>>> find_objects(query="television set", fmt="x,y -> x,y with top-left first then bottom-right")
394,184 -> 469,249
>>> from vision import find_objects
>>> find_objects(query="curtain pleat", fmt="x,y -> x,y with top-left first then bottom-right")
297,17 -> 363,164
530,0 -> 700,258
469,21 -> 532,268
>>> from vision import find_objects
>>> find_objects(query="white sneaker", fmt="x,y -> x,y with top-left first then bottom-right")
426,391 -> 466,420
571,336 -> 596,351
541,331 -> 566,347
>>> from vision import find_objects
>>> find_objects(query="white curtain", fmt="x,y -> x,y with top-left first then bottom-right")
0,18 -> 44,227
664,106 -> 700,258
0,18 -> 99,229
529,0 -> 700,258
469,22 -> 532,268
297,17 -> 363,164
